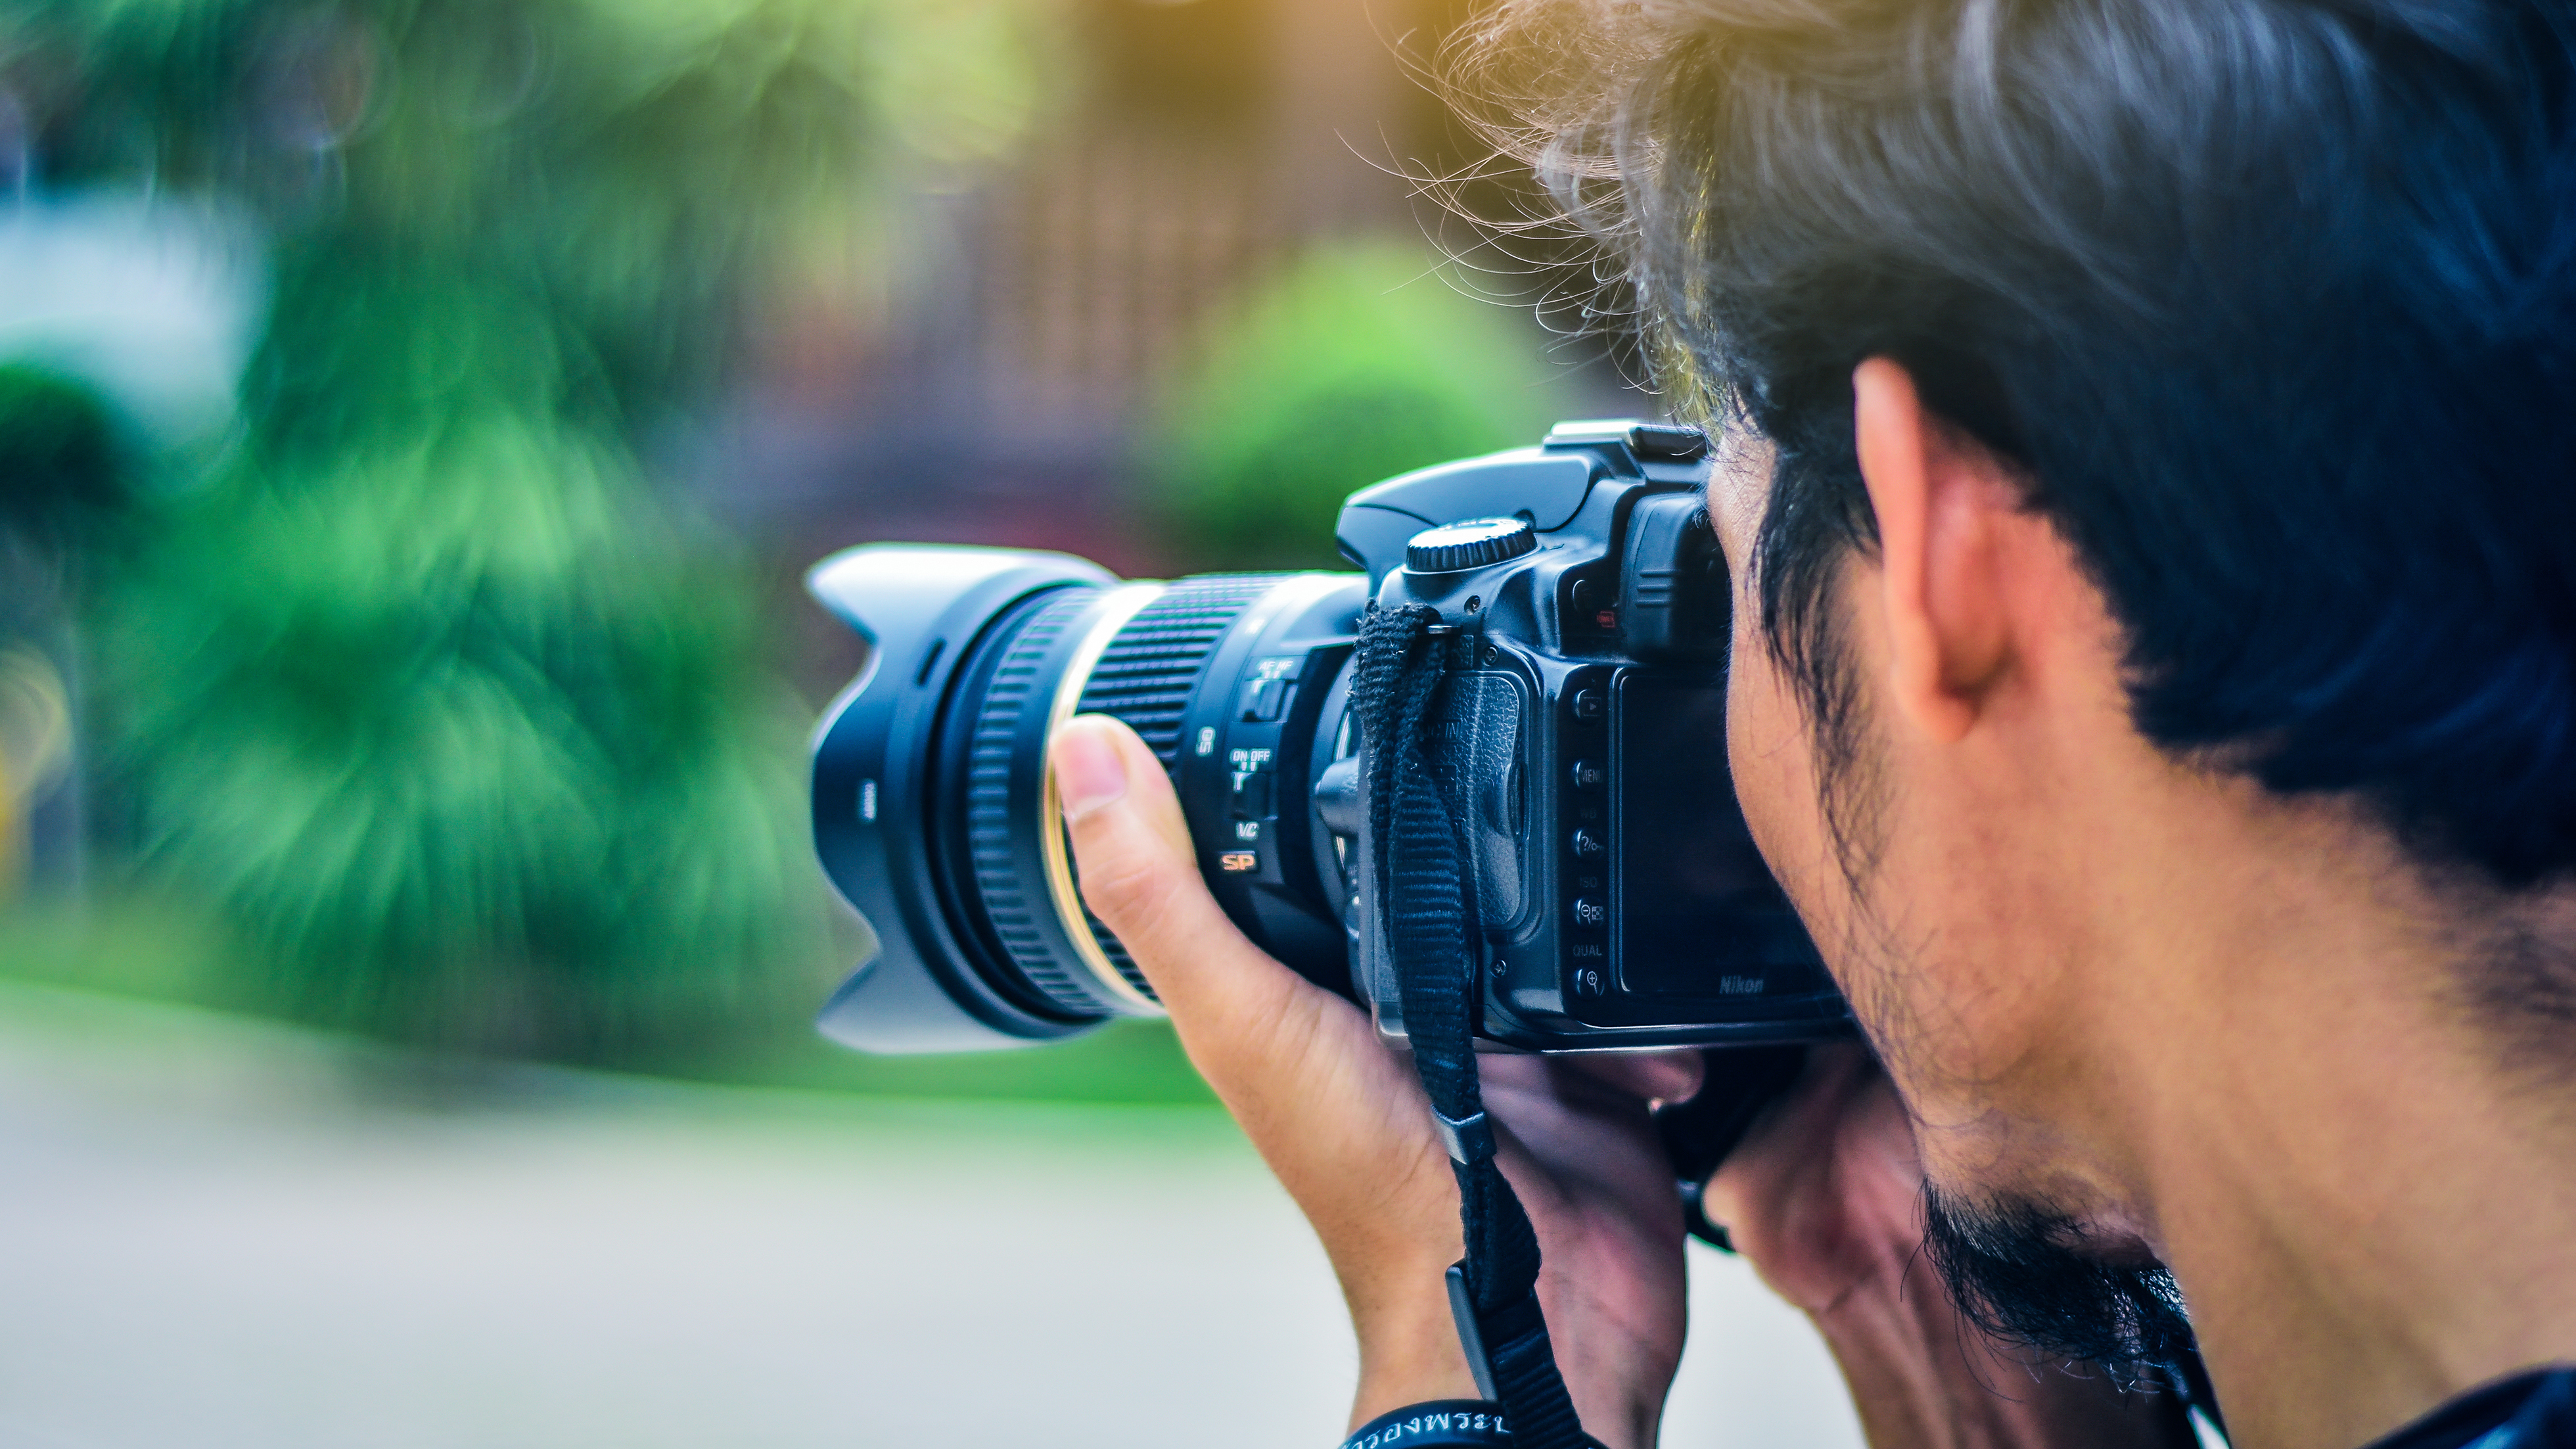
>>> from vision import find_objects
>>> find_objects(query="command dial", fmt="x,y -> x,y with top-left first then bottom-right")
1405,516 -> 1536,574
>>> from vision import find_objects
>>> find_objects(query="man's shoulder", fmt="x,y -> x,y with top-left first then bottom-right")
2364,1369 -> 2576,1449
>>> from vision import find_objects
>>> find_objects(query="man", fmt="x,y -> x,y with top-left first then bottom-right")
1047,1 -> 2576,1446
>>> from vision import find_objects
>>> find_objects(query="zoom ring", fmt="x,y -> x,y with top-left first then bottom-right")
1076,576 -> 1282,759
1071,575 -> 1283,998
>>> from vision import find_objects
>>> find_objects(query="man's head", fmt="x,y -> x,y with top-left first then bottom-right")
1463,0 -> 2576,1371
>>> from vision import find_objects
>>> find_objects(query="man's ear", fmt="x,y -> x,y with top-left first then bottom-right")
1851,357 -> 2023,743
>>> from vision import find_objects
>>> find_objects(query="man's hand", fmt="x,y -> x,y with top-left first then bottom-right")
1702,1044 -> 1929,1318
1052,714 -> 2189,1449
1707,1047 -> 2197,1449
1051,714 -> 1696,1449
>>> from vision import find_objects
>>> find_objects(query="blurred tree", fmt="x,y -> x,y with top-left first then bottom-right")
0,365 -> 127,550
11,0 -> 1040,1057
0,367 -> 114,892
1149,239 -> 1567,572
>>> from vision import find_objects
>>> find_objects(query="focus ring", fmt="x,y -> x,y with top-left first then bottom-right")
957,575 -> 1287,1019
961,588 -> 1132,1017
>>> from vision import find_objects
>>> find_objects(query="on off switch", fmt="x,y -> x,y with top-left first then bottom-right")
1231,770 -> 1274,820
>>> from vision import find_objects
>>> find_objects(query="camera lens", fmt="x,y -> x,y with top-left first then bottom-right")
812,551 -> 1366,1048
942,575 -> 1282,1018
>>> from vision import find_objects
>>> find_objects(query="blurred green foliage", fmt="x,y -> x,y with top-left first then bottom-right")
1149,239 -> 1566,570
0,365 -> 127,549
11,0 -> 1042,1059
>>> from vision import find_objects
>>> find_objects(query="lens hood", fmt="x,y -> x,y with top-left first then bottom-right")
808,543 -> 1121,1052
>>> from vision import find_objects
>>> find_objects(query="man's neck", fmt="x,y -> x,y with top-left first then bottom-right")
2100,808 -> 2576,1449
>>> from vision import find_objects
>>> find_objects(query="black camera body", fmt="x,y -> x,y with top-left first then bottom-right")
806,421 -> 1852,1055
1337,420 -> 1844,1048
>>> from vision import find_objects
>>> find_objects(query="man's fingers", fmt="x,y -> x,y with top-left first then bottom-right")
1051,714 -> 1335,1077
1562,1048 -> 1707,1107
1053,716 -> 1482,1426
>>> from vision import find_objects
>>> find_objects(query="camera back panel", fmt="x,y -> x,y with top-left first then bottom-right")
1343,421 -> 1854,1050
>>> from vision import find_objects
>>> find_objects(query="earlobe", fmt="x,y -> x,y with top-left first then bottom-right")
1851,359 -> 1998,744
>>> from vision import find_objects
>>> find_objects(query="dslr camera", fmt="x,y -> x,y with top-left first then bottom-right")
806,419 -> 1852,1057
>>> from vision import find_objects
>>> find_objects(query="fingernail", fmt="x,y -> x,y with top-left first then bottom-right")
1051,717 -> 1130,821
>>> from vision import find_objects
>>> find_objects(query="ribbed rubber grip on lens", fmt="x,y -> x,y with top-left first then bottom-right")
1069,574 -> 1282,1001
1075,575 -> 1281,760
960,588 -> 1130,1017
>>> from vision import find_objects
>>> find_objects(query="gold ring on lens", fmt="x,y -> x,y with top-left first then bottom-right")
1039,583 -> 1168,1016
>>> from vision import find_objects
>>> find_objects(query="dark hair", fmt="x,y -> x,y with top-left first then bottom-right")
1456,0 -> 2576,890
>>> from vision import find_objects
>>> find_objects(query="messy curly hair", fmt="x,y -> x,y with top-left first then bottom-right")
1450,0 -> 2576,911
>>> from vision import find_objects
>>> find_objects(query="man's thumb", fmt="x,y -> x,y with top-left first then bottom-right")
1050,714 -> 1212,954
1048,714 -> 1298,1038
1053,713 -> 1136,825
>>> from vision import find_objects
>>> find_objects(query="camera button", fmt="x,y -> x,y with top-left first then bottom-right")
1570,827 -> 1605,859
1572,689 -> 1605,722
1569,758 -> 1604,790
1571,896 -> 1606,928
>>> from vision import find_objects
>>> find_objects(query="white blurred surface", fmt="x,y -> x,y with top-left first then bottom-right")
0,194 -> 263,444
0,981 -> 1861,1448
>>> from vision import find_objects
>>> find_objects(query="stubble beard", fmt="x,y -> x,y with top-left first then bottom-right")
1920,1185 -> 2199,1385
1794,611 -> 2198,1385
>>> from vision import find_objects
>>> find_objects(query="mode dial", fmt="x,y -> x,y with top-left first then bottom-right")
1406,516 -> 1536,574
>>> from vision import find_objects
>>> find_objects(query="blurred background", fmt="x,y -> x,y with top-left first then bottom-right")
0,0 -> 1862,1442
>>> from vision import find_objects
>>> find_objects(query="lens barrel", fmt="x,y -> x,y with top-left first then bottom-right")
937,574 -> 1289,1019
809,546 -> 1363,1051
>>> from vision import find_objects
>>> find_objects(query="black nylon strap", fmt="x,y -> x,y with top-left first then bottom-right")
1354,603 -> 1598,1449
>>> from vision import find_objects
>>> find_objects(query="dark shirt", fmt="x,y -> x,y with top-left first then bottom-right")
2364,1370 -> 2576,1449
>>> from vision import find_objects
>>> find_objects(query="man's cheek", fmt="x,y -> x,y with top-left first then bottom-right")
1726,637 -> 1836,935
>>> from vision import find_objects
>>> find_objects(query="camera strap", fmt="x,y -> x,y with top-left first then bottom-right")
1354,602 -> 1598,1449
